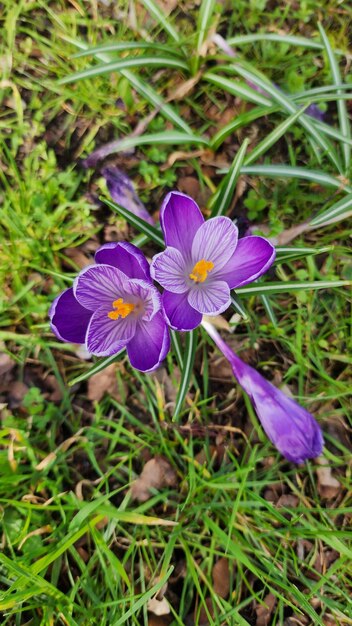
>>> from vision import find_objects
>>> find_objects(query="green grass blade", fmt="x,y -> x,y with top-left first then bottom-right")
211,138 -> 249,217
204,72 -> 273,107
245,106 -> 307,166
73,41 -> 184,58
197,0 -> 217,56
225,32 -> 350,58
309,192 -> 352,227
141,0 -> 180,43
218,164 -> 352,193
102,196 -> 165,246
68,352 -> 125,386
235,279 -> 350,297
61,36 -> 193,133
275,246 -> 331,262
90,130 -> 208,157
318,23 -> 351,171
59,55 -> 188,84
173,329 -> 198,422
230,294 -> 249,320
230,63 -> 343,172
210,105 -> 277,149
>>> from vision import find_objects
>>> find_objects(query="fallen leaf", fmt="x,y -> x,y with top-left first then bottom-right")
8,381 -> 28,409
87,363 -> 125,402
0,353 -> 15,376
177,176 -> 200,199
64,247 -> 91,269
255,592 -> 277,626
212,557 -> 231,598
316,457 -> 341,499
131,457 -> 177,502
147,597 -> 170,616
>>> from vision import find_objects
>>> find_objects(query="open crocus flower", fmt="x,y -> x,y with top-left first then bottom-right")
150,192 -> 275,331
49,242 -> 170,372
203,321 -> 323,463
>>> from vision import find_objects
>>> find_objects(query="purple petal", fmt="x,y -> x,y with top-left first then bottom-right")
95,242 -> 151,280
162,290 -> 202,331
150,247 -> 188,294
188,280 -> 231,315
86,307 -> 136,356
305,104 -> 325,122
160,192 -> 204,258
127,279 -> 162,322
204,323 -> 324,464
103,166 -> 154,225
127,312 -> 170,372
191,217 -> 238,270
49,288 -> 92,344
74,264 -> 129,311
217,236 -> 276,289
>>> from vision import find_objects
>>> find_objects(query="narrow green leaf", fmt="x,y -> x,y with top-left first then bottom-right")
211,138 -> 249,217
275,246 -> 331,262
61,36 -> 192,134
170,329 -> 183,369
59,55 -> 188,84
141,0 -> 180,43
112,567 -> 174,626
173,329 -> 198,422
235,280 -> 350,297
197,0 -> 217,55
260,294 -> 278,326
205,72 -> 273,107
102,196 -> 165,246
73,42 -> 182,59
225,32 -> 350,58
230,294 -> 249,321
318,23 -> 351,171
230,63 -> 343,172
309,192 -> 352,227
210,105 -> 276,149
68,352 -> 125,387
92,130 -> 208,156
216,165 -> 352,193
245,106 -> 307,166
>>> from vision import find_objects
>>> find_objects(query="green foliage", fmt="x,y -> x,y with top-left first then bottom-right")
0,0 -> 351,623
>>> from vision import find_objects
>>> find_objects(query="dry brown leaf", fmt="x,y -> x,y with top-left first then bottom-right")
212,557 -> 231,598
255,592 -> 277,626
87,363 -> 125,402
8,381 -> 28,408
64,247 -> 91,269
131,457 -> 177,502
177,176 -> 200,199
316,457 -> 341,499
0,353 -> 15,376
167,71 -> 202,101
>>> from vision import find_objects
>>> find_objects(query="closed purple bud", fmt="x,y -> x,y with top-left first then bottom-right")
203,321 -> 324,464
102,167 -> 154,225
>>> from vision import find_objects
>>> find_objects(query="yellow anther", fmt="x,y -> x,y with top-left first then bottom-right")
107,297 -> 135,320
189,259 -> 214,283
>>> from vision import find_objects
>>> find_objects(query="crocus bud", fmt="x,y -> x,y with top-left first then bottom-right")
203,321 -> 323,463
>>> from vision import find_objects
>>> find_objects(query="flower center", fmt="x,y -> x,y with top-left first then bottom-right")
189,259 -> 214,283
107,298 -> 135,320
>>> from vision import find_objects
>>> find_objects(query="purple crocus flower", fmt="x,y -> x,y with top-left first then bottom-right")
203,321 -> 324,464
49,242 -> 170,372
150,192 -> 276,331
102,166 -> 154,225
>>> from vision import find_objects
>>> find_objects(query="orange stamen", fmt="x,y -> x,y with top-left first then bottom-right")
189,259 -> 214,283
107,297 -> 135,320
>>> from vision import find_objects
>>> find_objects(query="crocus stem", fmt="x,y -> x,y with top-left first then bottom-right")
201,319 -> 243,379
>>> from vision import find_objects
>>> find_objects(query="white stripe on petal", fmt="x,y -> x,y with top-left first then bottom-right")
191,217 -> 238,271
187,280 -> 231,315
150,247 -> 188,293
